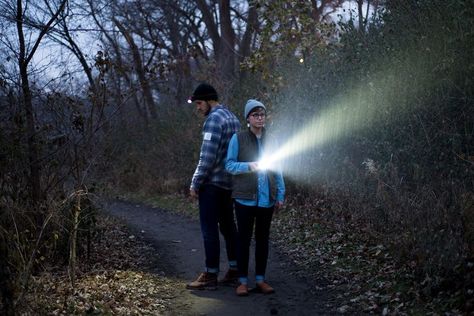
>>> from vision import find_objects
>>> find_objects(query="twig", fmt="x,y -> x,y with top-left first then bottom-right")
14,211 -> 54,309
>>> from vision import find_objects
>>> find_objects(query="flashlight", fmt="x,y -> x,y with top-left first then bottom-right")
258,156 -> 273,171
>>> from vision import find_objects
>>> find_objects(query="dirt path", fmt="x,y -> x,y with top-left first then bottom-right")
102,198 -> 340,316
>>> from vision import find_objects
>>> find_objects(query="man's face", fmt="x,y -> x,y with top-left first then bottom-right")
194,100 -> 211,116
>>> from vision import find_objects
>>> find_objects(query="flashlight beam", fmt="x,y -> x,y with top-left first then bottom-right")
262,52 -> 435,172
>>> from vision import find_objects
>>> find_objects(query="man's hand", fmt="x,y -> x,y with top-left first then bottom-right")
189,188 -> 199,200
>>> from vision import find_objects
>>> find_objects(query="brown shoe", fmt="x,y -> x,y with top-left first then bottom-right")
256,281 -> 275,294
236,283 -> 249,296
219,269 -> 239,286
186,272 -> 217,290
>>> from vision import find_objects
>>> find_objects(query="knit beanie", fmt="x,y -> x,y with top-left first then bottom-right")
244,99 -> 266,119
189,83 -> 218,102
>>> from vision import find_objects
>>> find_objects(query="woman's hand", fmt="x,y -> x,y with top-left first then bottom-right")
274,201 -> 284,215
275,201 -> 284,210
248,162 -> 259,172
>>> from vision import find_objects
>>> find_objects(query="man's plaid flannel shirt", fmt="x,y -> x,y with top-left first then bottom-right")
191,105 -> 241,191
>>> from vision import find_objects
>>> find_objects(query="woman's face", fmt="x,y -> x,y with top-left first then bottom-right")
247,108 -> 266,129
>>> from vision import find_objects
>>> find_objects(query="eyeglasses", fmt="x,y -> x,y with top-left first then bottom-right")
250,113 -> 266,119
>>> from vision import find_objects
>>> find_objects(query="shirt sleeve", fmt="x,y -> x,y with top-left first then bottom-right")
274,170 -> 285,202
190,116 -> 222,190
225,134 -> 251,175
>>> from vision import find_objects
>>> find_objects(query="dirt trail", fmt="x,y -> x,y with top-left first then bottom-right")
103,198 -> 340,316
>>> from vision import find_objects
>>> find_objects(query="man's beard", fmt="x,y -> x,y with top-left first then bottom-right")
203,102 -> 211,116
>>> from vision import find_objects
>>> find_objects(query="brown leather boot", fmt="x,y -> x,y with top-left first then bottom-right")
256,281 -> 275,294
186,272 -> 217,290
236,283 -> 249,296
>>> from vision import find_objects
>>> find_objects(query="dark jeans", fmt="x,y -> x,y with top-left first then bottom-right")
234,201 -> 274,278
198,184 -> 238,270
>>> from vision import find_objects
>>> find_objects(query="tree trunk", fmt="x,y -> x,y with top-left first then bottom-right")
62,26 -> 98,96
15,0 -> 67,204
16,0 -> 42,204
239,4 -> 258,63
196,0 -> 237,83
68,192 -> 81,288
357,0 -> 364,31
114,18 -> 158,120
239,4 -> 259,81
87,0 -> 149,128
217,0 -> 236,82
0,226 -> 14,316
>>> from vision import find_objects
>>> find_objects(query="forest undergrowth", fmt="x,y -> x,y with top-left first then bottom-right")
5,190 -> 471,315
19,214 -> 180,315
137,192 -> 473,315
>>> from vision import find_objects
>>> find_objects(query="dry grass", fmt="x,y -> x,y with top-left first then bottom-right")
20,214 -> 183,315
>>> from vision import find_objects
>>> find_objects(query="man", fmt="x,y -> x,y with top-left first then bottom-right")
187,83 -> 241,290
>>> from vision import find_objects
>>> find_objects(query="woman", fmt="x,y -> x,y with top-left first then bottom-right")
225,99 -> 285,296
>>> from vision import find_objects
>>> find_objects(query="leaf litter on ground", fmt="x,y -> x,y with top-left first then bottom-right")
22,214 -> 181,315
271,202 -> 471,315
23,193 -> 473,315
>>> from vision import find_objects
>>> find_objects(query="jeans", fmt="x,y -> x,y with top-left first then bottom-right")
198,184 -> 238,271
234,201 -> 274,278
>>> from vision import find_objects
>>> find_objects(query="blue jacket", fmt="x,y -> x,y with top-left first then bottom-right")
225,130 -> 285,207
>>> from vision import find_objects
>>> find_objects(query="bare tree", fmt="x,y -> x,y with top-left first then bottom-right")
84,0 -> 149,126
12,0 -> 68,204
355,0 -> 374,31
79,0 -> 263,109
42,1 -> 98,95
113,17 -> 158,119
195,0 -> 260,85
